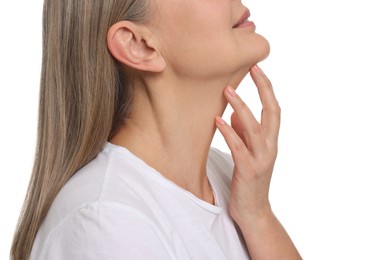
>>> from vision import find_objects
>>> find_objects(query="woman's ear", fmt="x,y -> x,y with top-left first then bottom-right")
107,21 -> 166,72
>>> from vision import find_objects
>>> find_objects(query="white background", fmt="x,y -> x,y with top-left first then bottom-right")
1,0 -> 389,259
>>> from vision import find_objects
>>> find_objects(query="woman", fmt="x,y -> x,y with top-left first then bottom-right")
12,0 -> 301,259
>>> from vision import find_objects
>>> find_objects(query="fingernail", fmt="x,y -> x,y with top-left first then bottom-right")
215,116 -> 226,126
253,64 -> 264,75
226,86 -> 238,97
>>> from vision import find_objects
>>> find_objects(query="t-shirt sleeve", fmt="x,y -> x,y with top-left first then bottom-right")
38,203 -> 173,260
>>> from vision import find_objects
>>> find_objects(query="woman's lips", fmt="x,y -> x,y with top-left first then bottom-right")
235,20 -> 255,29
233,9 -> 255,29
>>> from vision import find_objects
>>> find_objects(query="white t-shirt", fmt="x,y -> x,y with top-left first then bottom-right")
30,142 -> 250,259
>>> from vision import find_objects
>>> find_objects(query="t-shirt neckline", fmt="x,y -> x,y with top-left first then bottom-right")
104,141 -> 223,215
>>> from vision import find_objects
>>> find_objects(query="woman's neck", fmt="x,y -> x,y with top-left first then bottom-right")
110,69 -> 248,203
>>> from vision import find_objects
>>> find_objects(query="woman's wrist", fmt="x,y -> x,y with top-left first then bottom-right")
234,205 -> 302,260
233,202 -> 274,232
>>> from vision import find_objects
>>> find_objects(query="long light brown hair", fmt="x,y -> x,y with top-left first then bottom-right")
11,0 -> 148,259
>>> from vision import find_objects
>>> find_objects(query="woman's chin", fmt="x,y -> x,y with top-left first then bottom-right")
240,40 -> 270,69
252,35 -> 271,63
235,36 -> 270,73
229,42 -> 270,88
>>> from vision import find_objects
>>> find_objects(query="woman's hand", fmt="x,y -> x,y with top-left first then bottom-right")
216,65 -> 280,227
216,65 -> 301,259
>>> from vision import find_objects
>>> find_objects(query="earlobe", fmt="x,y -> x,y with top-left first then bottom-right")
107,21 -> 166,72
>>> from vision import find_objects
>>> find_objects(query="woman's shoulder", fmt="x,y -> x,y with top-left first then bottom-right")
41,142 -> 162,229
32,142 -> 175,258
31,200 -> 173,260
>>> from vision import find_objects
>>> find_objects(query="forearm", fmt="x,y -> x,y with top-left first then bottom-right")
238,209 -> 301,260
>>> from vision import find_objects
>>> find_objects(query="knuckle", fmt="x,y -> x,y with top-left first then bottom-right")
236,99 -> 248,112
275,102 -> 281,112
251,124 -> 262,136
232,140 -> 246,153
276,104 -> 281,115
272,102 -> 281,113
265,103 -> 281,116
264,74 -> 272,85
